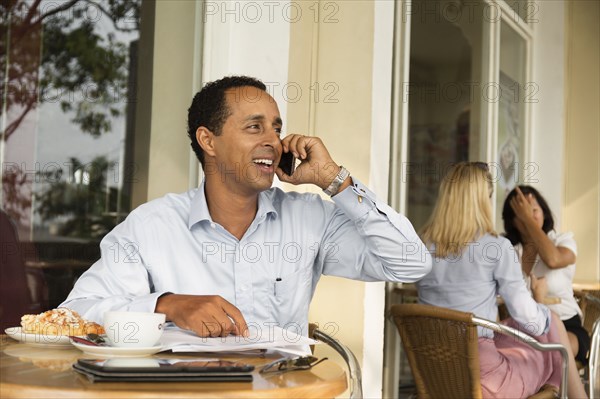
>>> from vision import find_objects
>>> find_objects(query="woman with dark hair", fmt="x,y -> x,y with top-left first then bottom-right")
503,185 -> 589,365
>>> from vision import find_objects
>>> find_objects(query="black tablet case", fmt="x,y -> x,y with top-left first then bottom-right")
73,360 -> 254,383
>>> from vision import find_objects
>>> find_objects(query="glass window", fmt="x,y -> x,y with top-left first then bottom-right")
386,2 -> 533,396
405,0 -> 484,230
1,0 -> 141,322
495,20 -> 527,225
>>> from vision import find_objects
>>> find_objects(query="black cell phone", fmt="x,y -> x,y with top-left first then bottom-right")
278,151 -> 296,176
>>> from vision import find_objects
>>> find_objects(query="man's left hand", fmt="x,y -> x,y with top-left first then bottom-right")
276,134 -> 347,191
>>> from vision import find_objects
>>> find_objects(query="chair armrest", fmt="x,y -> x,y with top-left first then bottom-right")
472,316 -> 569,399
313,328 -> 363,399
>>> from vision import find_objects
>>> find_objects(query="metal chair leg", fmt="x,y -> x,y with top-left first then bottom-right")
590,318 -> 600,399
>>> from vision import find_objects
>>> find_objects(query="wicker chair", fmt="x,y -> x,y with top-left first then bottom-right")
578,290 -> 600,335
390,303 -> 569,399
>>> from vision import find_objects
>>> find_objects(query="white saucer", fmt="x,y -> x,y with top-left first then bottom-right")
5,327 -> 77,348
70,342 -> 164,357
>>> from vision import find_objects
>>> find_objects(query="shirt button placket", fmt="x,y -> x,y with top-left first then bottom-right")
235,261 -> 253,317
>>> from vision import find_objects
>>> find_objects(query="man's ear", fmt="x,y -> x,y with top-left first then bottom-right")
196,127 -> 216,157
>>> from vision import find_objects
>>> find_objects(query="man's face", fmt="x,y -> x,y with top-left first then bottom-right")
210,86 -> 283,195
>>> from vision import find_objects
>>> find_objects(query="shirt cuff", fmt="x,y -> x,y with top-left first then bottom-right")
331,178 -> 377,220
126,292 -> 170,313
540,304 -> 552,334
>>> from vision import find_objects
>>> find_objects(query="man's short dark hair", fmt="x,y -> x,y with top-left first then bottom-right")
187,76 -> 267,166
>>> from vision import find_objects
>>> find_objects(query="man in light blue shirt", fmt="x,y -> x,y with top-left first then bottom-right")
61,76 -> 432,338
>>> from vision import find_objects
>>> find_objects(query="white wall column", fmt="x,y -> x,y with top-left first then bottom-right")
364,1 -> 396,398
530,0 -> 565,226
202,0 -> 291,130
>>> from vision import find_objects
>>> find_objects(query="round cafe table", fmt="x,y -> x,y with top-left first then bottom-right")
0,336 -> 347,398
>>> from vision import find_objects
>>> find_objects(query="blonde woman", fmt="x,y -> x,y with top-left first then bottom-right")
416,162 -> 587,398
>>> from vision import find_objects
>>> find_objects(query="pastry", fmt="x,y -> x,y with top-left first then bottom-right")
20,308 -> 105,336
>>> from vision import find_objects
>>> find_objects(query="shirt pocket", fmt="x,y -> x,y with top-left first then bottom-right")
270,267 -> 311,322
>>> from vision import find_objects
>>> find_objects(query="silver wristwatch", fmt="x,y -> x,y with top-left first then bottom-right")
323,166 -> 350,196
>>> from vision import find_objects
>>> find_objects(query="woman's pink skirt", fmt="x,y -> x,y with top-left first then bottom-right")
478,317 -> 562,398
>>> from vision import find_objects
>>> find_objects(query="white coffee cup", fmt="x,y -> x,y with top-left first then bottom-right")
103,311 -> 166,348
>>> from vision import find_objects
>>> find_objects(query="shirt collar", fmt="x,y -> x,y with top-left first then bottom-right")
188,181 -> 278,229
257,189 -> 278,221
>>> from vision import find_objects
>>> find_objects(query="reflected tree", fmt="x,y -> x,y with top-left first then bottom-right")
2,166 -> 32,225
1,0 -> 140,140
36,156 -> 120,239
1,0 -> 139,234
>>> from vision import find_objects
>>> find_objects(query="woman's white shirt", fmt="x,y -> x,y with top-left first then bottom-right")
517,230 -> 581,320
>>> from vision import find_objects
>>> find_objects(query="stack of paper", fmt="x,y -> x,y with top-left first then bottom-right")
159,325 -> 317,356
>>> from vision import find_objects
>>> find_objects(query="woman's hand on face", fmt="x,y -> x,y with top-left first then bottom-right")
510,187 -> 535,223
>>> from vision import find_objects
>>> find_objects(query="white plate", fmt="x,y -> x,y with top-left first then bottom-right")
4,327 -> 78,348
70,342 -> 164,357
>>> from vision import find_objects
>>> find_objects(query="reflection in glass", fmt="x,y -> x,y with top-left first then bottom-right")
1,0 -> 140,309
405,0 -> 483,230
495,21 -> 526,226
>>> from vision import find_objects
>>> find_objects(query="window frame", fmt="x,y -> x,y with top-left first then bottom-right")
384,1 -> 535,396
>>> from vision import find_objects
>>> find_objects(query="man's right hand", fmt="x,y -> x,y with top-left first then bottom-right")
155,294 -> 248,338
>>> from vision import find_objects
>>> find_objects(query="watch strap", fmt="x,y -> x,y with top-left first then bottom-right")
323,166 -> 350,196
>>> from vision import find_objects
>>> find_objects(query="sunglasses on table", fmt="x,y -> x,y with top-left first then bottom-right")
259,355 -> 328,374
